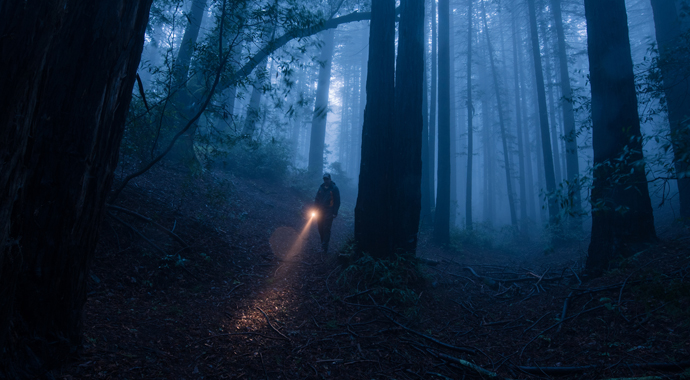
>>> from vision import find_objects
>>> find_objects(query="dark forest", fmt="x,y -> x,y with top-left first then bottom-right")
1,0 -> 690,378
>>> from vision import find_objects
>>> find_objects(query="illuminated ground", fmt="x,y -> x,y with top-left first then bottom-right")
55,165 -> 690,379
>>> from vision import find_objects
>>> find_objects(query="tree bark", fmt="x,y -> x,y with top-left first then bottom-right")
526,0 -> 559,223
165,0 -> 209,169
355,0 -> 396,256
551,0 -> 582,220
0,0 -> 152,373
449,6 -> 458,228
308,29 -> 336,176
650,0 -> 690,222
584,0 -> 657,275
465,0 -> 475,230
392,0 -> 425,253
434,0 -> 451,245
429,0 -> 438,214
511,6 -> 529,230
481,0 -> 518,229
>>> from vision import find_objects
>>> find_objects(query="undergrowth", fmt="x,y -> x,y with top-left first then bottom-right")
338,245 -> 427,308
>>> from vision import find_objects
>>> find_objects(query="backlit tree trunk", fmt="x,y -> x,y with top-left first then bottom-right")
481,0 -> 518,229
308,29 -> 336,176
0,0 -> 152,373
355,0 -> 396,256
465,0 -> 475,230
650,0 -> 690,222
526,0 -> 559,222
551,0 -> 582,220
584,0 -> 657,274
392,0 -> 425,253
434,0 -> 451,245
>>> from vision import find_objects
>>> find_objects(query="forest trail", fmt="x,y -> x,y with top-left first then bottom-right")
55,167 -> 690,380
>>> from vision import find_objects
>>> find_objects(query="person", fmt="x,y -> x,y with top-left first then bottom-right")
314,172 -> 340,254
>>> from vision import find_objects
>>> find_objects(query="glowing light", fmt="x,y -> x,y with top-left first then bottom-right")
311,212 -> 316,218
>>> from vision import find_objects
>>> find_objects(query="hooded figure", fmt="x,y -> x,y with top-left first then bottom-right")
314,172 -> 340,253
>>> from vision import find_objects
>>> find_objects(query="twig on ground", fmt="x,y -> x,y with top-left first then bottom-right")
521,312 -> 553,336
385,316 -> 476,355
520,304 -> 605,357
106,204 -> 188,247
557,292 -> 574,333
256,307 -> 290,341
436,352 -> 506,379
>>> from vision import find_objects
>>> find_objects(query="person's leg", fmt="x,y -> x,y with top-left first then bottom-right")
317,219 -> 325,247
322,215 -> 334,253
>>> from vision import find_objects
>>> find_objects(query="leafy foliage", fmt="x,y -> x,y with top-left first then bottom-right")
339,248 -> 425,306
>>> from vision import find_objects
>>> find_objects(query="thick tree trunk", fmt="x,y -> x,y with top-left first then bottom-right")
392,0 -> 425,253
421,44 -> 433,226
481,0 -> 518,229
434,0 -> 451,245
551,0 -> 582,219
465,0 -> 475,230
165,0 -> 208,169
650,0 -> 690,222
526,0 -> 559,222
355,0 -> 396,256
512,7 -> 529,230
0,0 -> 152,374
449,7 -> 458,228
584,0 -> 657,275
242,80 -> 264,137
429,0 -> 438,213
541,20 -> 563,186
308,29 -> 337,176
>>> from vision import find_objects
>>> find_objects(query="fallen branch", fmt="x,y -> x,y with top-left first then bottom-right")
521,312 -> 553,336
386,316 -> 476,355
106,204 -> 188,247
516,361 -> 690,375
520,305 -> 605,357
256,307 -> 290,342
436,352 -> 506,379
107,212 -> 166,256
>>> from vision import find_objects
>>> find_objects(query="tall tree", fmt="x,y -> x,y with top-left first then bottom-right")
465,0 -> 475,230
392,0 -> 425,253
355,0 -> 396,256
429,0 -> 438,214
584,0 -> 657,274
650,0 -> 690,222
165,0 -> 209,168
0,0 -> 153,373
526,0 -> 559,222
308,29 -> 337,176
550,0 -> 582,219
481,0 -> 518,228
434,0 -> 451,244
421,37 -> 433,225
511,5 -> 529,229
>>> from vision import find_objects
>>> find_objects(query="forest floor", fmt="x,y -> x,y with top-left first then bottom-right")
53,166 -> 690,380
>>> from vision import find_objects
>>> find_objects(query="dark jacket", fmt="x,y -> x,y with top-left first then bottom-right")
314,182 -> 340,217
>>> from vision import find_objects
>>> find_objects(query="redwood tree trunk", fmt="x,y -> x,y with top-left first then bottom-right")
584,0 -> 657,275
434,0 -> 451,245
355,0 -> 396,256
650,0 -> 690,222
0,0 -> 152,374
551,0 -> 582,219
481,0 -> 518,229
526,0 -> 559,222
392,0 -> 425,254
465,0 -> 475,230
308,29 -> 337,176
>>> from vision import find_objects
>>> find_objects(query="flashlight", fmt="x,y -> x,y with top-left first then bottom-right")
311,212 -> 316,217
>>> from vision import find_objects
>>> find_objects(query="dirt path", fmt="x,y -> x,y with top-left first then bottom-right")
54,168 -> 690,380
